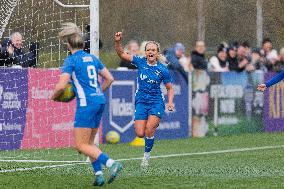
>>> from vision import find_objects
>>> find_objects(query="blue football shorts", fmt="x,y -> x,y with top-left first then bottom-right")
134,102 -> 165,120
74,103 -> 105,128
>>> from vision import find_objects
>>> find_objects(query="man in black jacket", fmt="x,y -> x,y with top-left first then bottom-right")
191,40 -> 207,70
1,32 -> 38,67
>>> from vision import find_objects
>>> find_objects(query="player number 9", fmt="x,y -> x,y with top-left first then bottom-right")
87,65 -> 98,88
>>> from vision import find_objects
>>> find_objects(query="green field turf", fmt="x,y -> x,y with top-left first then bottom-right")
1,132 -> 284,189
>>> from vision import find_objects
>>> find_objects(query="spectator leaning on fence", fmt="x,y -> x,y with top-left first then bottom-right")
249,48 -> 267,72
237,44 -> 250,72
260,38 -> 278,71
242,41 -> 252,58
208,44 -> 229,72
165,42 -> 188,83
191,40 -> 207,70
1,32 -> 38,67
227,43 -> 240,72
272,47 -> 284,72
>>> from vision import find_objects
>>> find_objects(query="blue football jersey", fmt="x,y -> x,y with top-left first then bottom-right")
61,50 -> 106,106
132,56 -> 172,103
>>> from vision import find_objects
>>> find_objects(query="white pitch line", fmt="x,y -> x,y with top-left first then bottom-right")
1,144 -> 284,173
116,144 -> 284,161
0,162 -> 86,173
0,159 -> 85,163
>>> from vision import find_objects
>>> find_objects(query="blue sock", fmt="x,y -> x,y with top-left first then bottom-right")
97,153 -> 115,168
92,160 -> 102,175
145,136 -> 155,153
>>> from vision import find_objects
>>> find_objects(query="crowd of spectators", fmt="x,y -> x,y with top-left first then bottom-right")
118,37 -> 284,77
1,28 -> 282,75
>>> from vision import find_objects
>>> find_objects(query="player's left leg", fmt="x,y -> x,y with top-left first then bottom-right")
141,103 -> 164,168
141,115 -> 160,167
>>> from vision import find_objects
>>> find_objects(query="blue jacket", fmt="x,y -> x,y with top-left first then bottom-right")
165,47 -> 188,84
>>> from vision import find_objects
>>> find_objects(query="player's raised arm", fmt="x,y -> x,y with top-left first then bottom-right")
114,32 -> 133,62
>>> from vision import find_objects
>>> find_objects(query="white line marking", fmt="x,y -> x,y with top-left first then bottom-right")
1,145 -> 284,173
0,162 -> 86,173
116,145 -> 284,161
0,159 -> 84,163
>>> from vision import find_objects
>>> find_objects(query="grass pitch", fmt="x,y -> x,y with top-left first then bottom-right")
1,132 -> 284,189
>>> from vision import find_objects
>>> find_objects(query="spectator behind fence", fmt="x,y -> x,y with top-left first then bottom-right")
165,42 -> 188,83
237,44 -> 250,72
118,40 -> 139,69
260,38 -> 278,71
227,44 -> 241,72
83,24 -> 103,53
242,41 -> 252,57
272,47 -> 284,72
208,44 -> 229,72
1,32 -> 38,68
179,54 -> 193,72
245,48 -> 266,72
191,40 -> 207,70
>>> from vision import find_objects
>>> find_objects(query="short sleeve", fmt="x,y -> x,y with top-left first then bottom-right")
131,56 -> 143,68
93,55 -> 105,72
163,68 -> 172,85
61,57 -> 74,75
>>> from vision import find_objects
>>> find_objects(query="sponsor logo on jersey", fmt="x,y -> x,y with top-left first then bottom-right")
140,74 -> 148,80
82,56 -> 93,62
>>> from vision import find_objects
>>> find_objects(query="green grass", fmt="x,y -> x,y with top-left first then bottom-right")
1,132 -> 284,188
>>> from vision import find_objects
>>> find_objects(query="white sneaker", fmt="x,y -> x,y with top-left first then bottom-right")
140,153 -> 150,169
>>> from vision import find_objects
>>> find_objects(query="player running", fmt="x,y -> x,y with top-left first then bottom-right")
114,32 -> 175,168
257,69 -> 284,91
51,23 -> 122,186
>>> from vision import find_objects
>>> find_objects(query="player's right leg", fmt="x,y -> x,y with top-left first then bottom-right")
89,129 -> 104,186
92,104 -> 123,184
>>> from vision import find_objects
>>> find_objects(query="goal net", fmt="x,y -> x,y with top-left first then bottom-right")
0,0 -> 91,170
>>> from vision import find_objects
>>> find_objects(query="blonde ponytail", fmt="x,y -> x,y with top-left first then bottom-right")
59,22 -> 84,49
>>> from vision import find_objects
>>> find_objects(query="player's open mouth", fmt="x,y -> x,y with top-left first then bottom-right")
149,54 -> 154,58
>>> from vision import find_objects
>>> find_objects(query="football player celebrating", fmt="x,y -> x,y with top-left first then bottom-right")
114,31 -> 175,168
